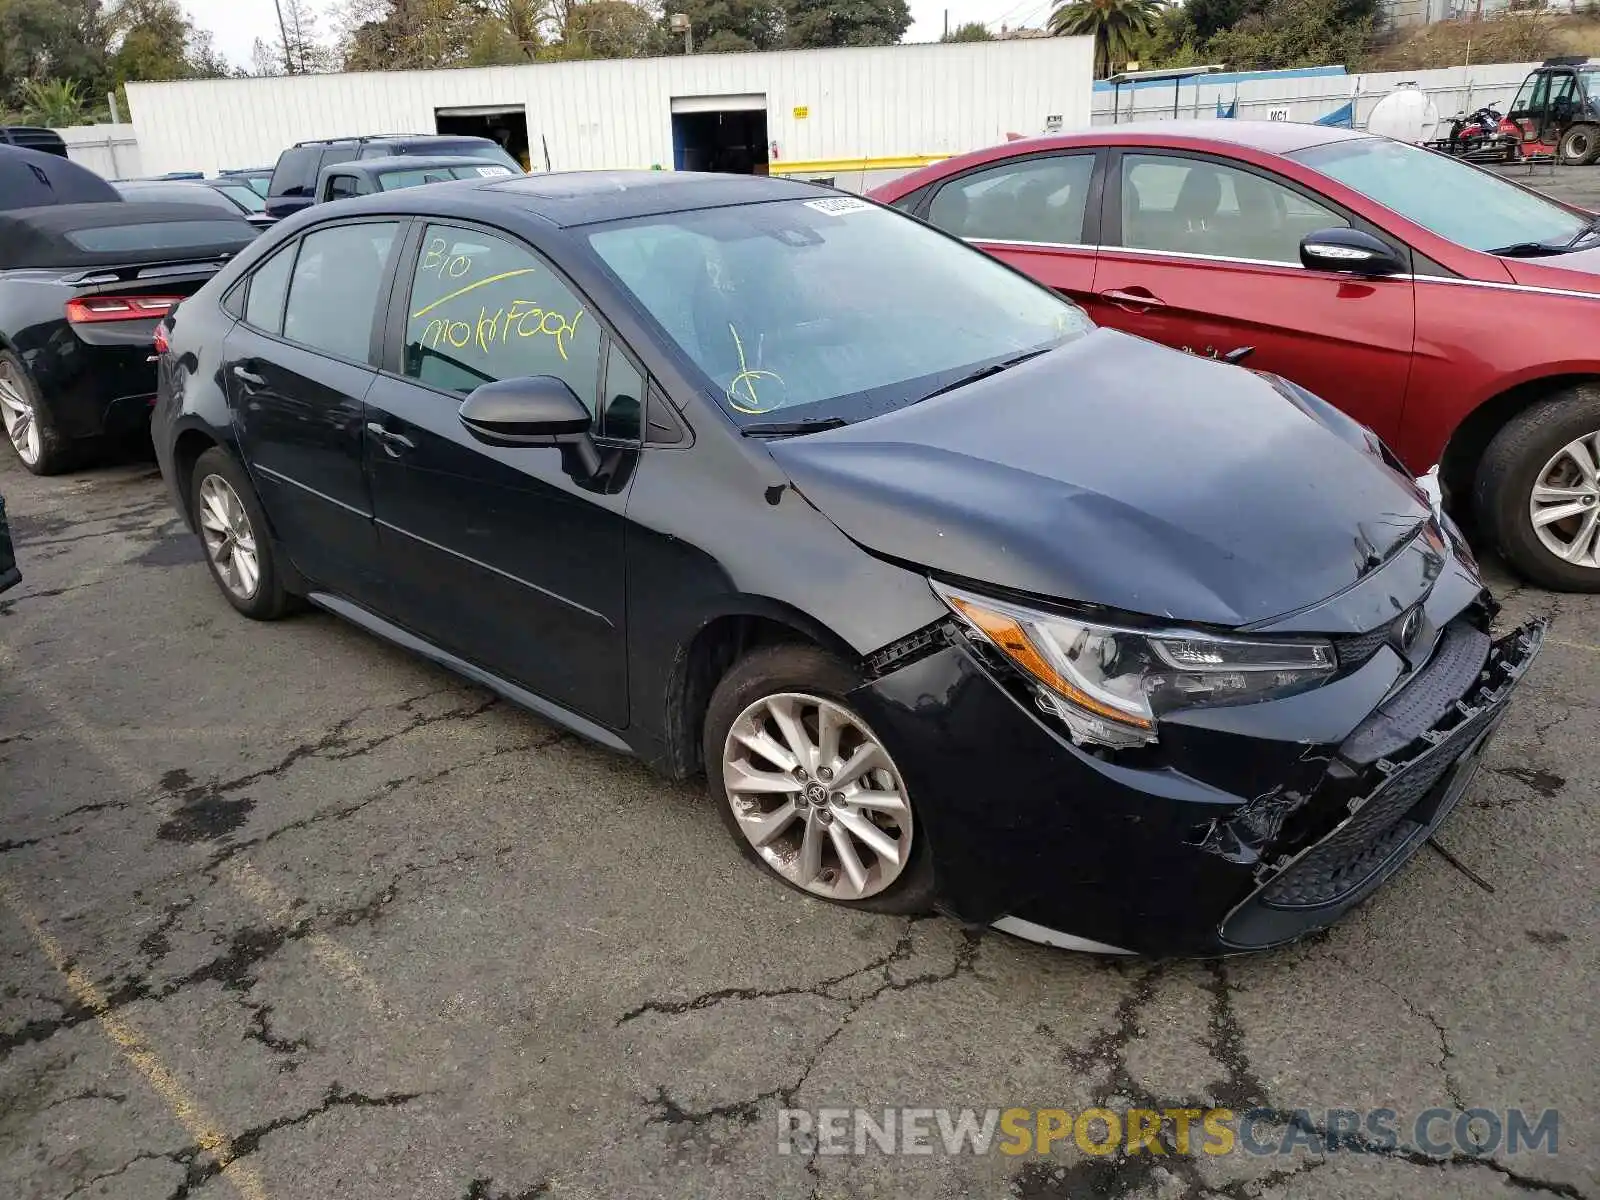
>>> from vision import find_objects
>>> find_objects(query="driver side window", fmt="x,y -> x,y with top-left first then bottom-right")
401,224 -> 602,411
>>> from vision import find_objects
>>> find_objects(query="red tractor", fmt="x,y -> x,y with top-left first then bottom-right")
1503,57 -> 1600,164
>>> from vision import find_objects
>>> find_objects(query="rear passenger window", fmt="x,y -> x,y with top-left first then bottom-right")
401,223 -> 602,408
928,154 -> 1095,245
243,244 -> 295,333
281,222 -> 397,361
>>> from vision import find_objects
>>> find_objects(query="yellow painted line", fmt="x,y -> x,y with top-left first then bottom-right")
768,154 -> 951,175
410,268 -> 539,319
0,640 -> 394,1019
223,860 -> 390,1018
0,878 -> 269,1200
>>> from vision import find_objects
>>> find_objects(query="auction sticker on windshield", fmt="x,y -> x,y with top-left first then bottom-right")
804,197 -> 873,216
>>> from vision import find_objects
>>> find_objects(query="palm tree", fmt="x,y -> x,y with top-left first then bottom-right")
1049,0 -> 1160,79
20,80 -> 88,130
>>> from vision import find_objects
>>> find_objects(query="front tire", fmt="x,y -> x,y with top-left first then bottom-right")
0,351 -> 74,476
1559,123 -> 1600,165
703,643 -> 934,914
1475,389 -> 1600,592
190,447 -> 291,619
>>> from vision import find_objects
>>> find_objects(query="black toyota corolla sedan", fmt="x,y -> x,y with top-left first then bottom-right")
152,172 -> 1543,956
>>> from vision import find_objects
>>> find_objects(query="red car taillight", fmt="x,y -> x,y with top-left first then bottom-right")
65,295 -> 182,324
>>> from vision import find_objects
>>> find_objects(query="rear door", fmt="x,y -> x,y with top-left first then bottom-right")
362,220 -> 632,727
915,150 -> 1102,308
223,218 -> 402,608
1090,149 -> 1415,441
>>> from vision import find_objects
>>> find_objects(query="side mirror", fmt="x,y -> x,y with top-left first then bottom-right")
458,376 -> 601,476
1299,228 -> 1407,277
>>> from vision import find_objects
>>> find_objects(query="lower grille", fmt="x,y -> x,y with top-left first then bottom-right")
1219,619 -> 1545,948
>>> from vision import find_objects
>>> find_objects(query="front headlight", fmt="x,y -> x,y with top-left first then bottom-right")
933,582 -> 1335,750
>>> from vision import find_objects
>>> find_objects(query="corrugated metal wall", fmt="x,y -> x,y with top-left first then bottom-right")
127,40 -> 1094,178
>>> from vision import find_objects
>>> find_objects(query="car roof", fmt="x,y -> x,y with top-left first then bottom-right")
294,133 -> 492,148
477,170 -> 830,227
1006,119 -> 1375,157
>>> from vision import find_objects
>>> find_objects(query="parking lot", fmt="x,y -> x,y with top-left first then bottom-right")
2,184 -> 1598,1200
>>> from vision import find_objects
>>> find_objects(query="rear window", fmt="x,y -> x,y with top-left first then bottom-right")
271,147 -> 322,197
65,221 -> 254,253
377,165 -> 513,190
363,141 -> 520,171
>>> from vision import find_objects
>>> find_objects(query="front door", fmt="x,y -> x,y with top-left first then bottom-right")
225,220 -> 401,607
1089,151 -> 1415,442
919,150 -> 1101,309
364,221 -> 633,728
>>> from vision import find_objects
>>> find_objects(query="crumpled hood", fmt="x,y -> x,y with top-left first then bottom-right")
767,329 -> 1432,628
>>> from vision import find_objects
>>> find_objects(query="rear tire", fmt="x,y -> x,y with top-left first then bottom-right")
1474,388 -> 1600,592
703,642 -> 934,914
190,447 -> 291,620
0,351 -> 75,476
1558,124 -> 1600,165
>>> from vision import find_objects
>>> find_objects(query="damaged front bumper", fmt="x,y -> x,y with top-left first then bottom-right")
850,608 -> 1546,958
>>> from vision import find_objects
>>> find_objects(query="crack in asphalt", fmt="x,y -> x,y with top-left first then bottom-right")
640,919 -> 984,1139
463,1177 -> 551,1199
57,1148 -> 188,1200
1329,952 -> 1467,1114
164,1084 -> 424,1200
242,1002 -> 311,1071
1022,959 -> 1586,1199
0,872 -> 407,1059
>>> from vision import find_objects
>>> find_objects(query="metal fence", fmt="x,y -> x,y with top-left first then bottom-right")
1090,61 -> 1546,130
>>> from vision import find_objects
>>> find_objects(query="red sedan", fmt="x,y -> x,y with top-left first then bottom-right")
871,121 -> 1600,591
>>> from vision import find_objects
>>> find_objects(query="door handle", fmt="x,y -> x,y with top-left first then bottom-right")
232,366 -> 266,387
366,421 -> 415,455
1098,287 -> 1166,311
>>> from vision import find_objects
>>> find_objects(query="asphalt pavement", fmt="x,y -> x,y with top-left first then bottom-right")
3,185 -> 1600,1197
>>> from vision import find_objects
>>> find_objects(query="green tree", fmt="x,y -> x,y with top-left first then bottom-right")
559,0 -> 662,57
942,20 -> 993,40
1123,3 -> 1201,67
20,77 -> 87,125
106,0 -> 195,83
783,0 -> 910,47
1204,0 -> 1374,70
0,0 -> 109,107
1049,0 -> 1160,78
659,0 -> 781,53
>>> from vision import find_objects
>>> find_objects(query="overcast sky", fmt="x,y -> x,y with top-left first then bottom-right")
185,0 -> 1054,73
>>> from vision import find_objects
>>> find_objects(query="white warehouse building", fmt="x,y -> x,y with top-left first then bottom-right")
126,39 -> 1093,193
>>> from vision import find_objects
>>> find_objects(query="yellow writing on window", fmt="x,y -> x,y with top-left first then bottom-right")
420,237 -> 478,281
410,268 -> 541,320
725,324 -> 783,414
419,300 -> 584,361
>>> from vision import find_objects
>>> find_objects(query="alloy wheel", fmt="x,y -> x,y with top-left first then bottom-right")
197,474 -> 261,600
722,692 -> 913,902
0,362 -> 40,466
1529,431 -> 1600,569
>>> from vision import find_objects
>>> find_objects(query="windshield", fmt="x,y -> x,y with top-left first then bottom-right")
1291,137 -> 1587,252
214,183 -> 265,212
587,197 -> 1092,426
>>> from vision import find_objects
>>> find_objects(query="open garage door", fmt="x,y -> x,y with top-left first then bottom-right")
671,94 -> 768,174
435,105 -> 532,172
